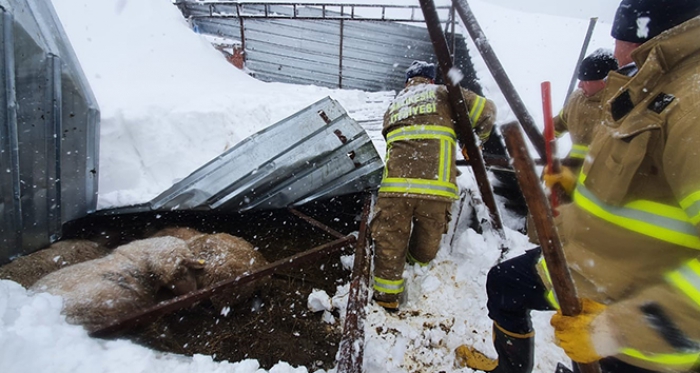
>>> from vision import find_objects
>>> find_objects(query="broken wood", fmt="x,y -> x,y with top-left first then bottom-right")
501,121 -> 601,373
336,194 -> 372,373
452,0 -> 547,160
419,0 -> 507,255
90,234 -> 357,338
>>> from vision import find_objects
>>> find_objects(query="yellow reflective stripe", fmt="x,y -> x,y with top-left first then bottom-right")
439,138 -> 452,183
539,256 -> 552,284
546,290 -> 560,309
619,348 -> 700,368
573,184 -> 700,250
373,277 -> 404,294
567,144 -> 588,159
380,177 -> 459,199
383,125 -> 458,199
406,251 -> 429,267
386,125 -> 457,145
555,108 -> 566,137
539,258 -> 560,309
680,190 -> 700,225
469,96 -> 486,125
666,259 -> 700,308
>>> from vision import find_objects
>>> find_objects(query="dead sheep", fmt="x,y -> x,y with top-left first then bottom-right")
30,236 -> 204,331
0,239 -> 110,288
186,233 -> 269,308
150,226 -> 204,241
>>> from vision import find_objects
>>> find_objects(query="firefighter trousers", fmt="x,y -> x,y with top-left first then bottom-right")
371,196 -> 451,301
488,248 -> 660,373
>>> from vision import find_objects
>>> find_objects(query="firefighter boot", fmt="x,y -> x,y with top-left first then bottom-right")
455,323 -> 534,373
555,363 -> 573,373
372,291 -> 400,312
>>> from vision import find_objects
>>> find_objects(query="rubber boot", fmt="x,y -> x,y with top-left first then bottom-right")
455,323 -> 534,373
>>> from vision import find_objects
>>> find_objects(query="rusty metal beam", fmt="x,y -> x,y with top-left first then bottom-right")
336,194 -> 372,373
90,234 -> 357,338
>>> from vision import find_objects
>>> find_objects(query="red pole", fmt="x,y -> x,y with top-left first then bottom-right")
541,81 -> 559,214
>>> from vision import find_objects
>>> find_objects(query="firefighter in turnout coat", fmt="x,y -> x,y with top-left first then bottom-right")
529,51 -> 618,244
552,49 -> 618,178
456,1 -> 700,372
371,61 -> 496,311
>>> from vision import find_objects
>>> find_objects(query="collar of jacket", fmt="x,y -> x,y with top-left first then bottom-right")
586,87 -> 605,103
603,16 -> 700,123
406,76 -> 434,87
631,15 -> 700,76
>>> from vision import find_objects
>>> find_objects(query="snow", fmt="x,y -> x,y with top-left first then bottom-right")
0,0 -> 621,372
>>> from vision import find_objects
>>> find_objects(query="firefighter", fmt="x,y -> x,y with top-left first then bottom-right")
528,50 -> 618,244
456,1 -> 700,372
551,49 -> 618,181
371,60 -> 496,311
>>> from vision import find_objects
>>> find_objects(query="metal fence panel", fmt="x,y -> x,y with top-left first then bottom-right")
179,1 -> 481,93
0,0 -> 99,263
147,96 -> 383,214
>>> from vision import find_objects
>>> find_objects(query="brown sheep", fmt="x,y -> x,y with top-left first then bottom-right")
0,239 -> 110,288
30,236 -> 204,331
186,233 -> 269,308
150,226 -> 204,241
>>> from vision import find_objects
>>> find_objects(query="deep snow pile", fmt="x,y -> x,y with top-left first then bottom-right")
0,0 -> 620,372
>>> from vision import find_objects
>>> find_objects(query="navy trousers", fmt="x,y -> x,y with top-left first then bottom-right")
486,248 -> 660,373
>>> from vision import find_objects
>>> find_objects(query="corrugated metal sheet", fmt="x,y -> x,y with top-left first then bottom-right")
176,1 -> 481,93
0,0 -> 100,262
101,96 -> 383,216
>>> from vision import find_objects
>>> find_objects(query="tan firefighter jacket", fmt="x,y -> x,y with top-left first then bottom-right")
553,88 -> 605,172
540,16 -> 700,372
379,76 -> 496,202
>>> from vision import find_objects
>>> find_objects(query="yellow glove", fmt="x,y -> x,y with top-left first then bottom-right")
543,165 -> 576,195
550,298 -> 606,363
461,146 -> 469,161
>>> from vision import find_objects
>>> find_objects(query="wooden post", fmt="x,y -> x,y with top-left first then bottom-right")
501,121 -> 601,373
451,0 -> 546,160
336,194 -> 373,373
418,0 -> 507,255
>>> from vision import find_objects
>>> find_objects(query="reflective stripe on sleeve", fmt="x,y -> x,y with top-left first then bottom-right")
680,190 -> 700,225
555,108 -> 566,137
469,95 -> 486,125
619,348 -> 700,369
573,183 -> 700,250
666,259 -> 700,308
567,144 -> 589,160
538,257 -> 560,309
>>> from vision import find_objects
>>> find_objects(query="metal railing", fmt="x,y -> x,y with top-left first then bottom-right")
174,1 -> 482,94
176,1 -> 452,22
